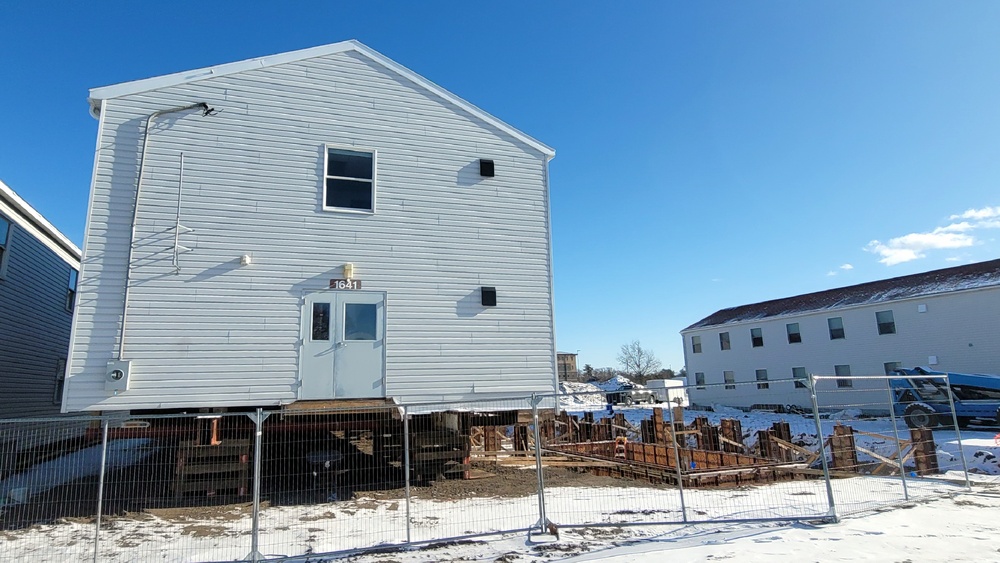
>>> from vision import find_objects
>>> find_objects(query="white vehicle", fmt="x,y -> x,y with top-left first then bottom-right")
645,379 -> 689,407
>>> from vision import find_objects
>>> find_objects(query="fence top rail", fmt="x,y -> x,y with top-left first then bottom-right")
811,374 -> 949,381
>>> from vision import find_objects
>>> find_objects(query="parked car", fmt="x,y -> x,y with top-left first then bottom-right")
607,384 -> 657,405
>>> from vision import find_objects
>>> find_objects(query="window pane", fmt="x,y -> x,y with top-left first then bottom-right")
828,317 -> 845,340
0,217 -> 9,242
884,361 -> 901,375
326,178 -> 373,210
691,336 -> 702,353
327,149 -> 373,179
344,303 -> 377,341
695,372 -> 705,388
751,327 -> 763,347
756,369 -> 769,389
68,269 -> 78,289
835,364 -> 852,388
786,323 -> 801,344
792,367 -> 807,389
719,332 -> 730,350
876,310 -> 896,335
724,370 -> 735,390
312,303 -> 330,341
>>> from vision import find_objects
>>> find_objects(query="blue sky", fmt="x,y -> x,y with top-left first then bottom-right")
2,2 -> 999,371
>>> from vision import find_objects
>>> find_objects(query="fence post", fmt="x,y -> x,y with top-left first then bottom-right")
808,375 -> 838,522
93,418 -> 109,563
530,394 -> 550,534
942,375 -> 972,490
246,409 -> 267,562
666,403 -> 687,523
883,378 -> 910,500
403,405 -> 412,544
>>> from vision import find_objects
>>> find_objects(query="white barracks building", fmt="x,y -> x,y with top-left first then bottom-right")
681,259 -> 1000,410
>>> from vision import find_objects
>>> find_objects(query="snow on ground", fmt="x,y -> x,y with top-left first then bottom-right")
5,479 -> 997,562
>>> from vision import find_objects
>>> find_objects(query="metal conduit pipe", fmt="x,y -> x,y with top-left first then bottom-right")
117,102 -> 213,360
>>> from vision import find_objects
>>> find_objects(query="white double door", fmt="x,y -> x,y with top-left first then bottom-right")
299,290 -> 385,399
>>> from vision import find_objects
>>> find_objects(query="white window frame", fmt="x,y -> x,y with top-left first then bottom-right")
719,331 -> 730,350
835,364 -> 852,388
750,327 -> 764,347
755,368 -> 769,390
786,322 -> 802,344
322,144 -> 377,214
695,372 -> 705,389
691,335 -> 702,354
723,370 -> 735,390
0,215 -> 11,279
792,366 -> 808,389
875,310 -> 896,335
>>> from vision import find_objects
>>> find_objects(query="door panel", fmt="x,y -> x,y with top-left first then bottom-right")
300,291 -> 385,400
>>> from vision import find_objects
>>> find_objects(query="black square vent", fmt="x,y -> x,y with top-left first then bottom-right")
479,159 -> 495,177
481,286 -> 497,307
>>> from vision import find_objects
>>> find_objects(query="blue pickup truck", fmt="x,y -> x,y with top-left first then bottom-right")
891,367 -> 1000,429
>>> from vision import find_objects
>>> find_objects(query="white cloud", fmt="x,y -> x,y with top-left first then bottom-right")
865,228 -> 975,266
864,206 -> 1000,266
826,271 -> 837,277
949,206 -> 1000,221
840,264 -> 853,270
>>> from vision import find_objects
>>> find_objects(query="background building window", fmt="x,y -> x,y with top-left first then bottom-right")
691,335 -> 702,353
828,317 -> 845,340
786,322 -> 801,343
876,310 -> 896,335
750,327 -> 764,347
835,364 -> 852,388
724,370 -> 735,390
719,332 -> 730,350
756,369 -> 769,390
0,215 -> 10,277
695,372 -> 705,389
792,366 -> 808,389
65,269 -> 78,312
52,359 -> 66,405
883,361 -> 902,375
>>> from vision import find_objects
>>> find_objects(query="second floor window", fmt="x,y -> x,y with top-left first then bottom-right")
0,215 -> 10,277
691,335 -> 702,354
786,322 -> 801,344
876,310 -> 896,335
750,327 -> 763,347
719,332 -> 730,350
324,146 -> 375,212
828,317 -> 845,340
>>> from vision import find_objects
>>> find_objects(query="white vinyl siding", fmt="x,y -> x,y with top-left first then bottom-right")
681,284 -> 1000,412
66,49 -> 554,411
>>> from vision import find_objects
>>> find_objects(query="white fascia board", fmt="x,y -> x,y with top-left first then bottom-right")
0,179 -> 82,268
87,39 -> 555,158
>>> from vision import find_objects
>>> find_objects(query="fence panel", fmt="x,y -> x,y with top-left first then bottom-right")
812,373 -> 971,517
0,416 -> 98,562
674,380 -> 833,523
539,389 -> 685,528
405,396 -> 540,543
255,405 -> 407,558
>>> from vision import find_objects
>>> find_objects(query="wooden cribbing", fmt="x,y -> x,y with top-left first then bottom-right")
829,424 -> 859,472
719,419 -> 744,453
909,427 -> 939,476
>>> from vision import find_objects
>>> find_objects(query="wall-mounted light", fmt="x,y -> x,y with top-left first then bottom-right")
343,263 -> 355,279
479,159 -> 495,177
240,254 -> 252,266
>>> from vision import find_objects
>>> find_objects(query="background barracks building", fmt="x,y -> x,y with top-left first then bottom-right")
682,259 -> 1000,409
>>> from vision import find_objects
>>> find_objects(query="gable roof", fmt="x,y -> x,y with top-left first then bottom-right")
87,40 -> 555,158
684,258 -> 1000,331
0,179 -> 82,268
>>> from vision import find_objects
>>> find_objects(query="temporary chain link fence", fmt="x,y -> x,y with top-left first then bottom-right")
0,375 -> 981,562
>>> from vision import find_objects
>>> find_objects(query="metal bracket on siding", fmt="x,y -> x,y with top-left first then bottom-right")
172,153 -> 194,274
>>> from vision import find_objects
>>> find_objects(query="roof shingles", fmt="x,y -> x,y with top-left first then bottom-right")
685,258 -> 1000,330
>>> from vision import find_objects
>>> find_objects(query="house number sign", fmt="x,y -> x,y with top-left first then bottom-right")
329,279 -> 362,290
